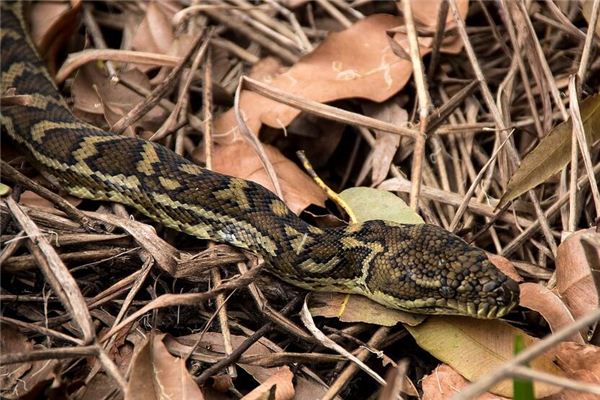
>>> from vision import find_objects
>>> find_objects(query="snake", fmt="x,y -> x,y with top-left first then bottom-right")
1,2 -> 519,319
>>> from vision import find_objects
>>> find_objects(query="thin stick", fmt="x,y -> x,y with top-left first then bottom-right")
241,76 -> 418,139
449,132 -> 513,232
234,78 -> 284,199
111,30 -> 207,134
402,0 -> 430,210
569,77 -> 600,221
5,197 -> 95,343
511,365 -> 600,395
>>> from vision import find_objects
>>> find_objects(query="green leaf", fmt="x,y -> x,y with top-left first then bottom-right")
513,335 -> 535,400
498,93 -> 600,208
339,186 -> 424,224
0,183 -> 11,197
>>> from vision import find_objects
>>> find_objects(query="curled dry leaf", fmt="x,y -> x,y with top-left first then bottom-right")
518,282 -> 584,344
308,292 -> 425,326
210,141 -> 326,214
126,333 -> 205,400
215,14 -> 406,137
210,3 -> 467,211
168,332 -> 334,399
498,93 -> 600,208
240,368 -> 295,400
553,341 -> 600,400
421,364 -> 509,400
555,228 -> 600,320
486,254 -> 523,283
405,317 -> 564,398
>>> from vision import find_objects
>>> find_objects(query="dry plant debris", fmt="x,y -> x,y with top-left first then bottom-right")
1,0 -> 600,399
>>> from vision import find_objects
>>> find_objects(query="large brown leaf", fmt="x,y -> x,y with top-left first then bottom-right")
126,333 -> 205,400
405,317 -> 564,398
214,3 -> 468,138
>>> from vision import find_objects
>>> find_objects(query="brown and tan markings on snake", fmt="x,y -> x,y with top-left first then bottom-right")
0,2 -> 519,318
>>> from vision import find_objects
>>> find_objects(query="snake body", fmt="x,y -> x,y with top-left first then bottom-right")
1,3 -> 519,318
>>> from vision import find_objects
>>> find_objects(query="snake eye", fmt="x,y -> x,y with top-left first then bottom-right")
439,286 -> 455,299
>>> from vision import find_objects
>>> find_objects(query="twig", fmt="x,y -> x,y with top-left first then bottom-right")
5,197 -> 95,343
241,76 -> 418,138
111,30 -> 207,134
402,0 -> 430,210
427,0 -> 449,80
1,161 -> 100,232
195,296 -> 303,385
234,77 -> 284,199
449,132 -> 514,232
151,28 -> 213,141
568,77 -> 600,220
321,326 -> 391,400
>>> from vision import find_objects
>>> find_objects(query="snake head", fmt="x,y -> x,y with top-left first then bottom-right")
355,221 -> 520,318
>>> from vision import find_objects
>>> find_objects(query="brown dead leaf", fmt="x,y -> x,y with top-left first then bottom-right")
555,228 -> 600,320
0,324 -> 33,396
28,0 -> 81,70
487,253 -> 523,282
210,141 -> 326,214
241,368 -> 295,400
405,317 -> 564,398
214,2 -> 468,138
167,333 -> 333,399
126,333 -> 205,400
421,364 -> 509,400
131,2 -> 177,72
210,4 -> 467,210
518,282 -> 584,344
72,64 -> 166,130
308,292 -> 425,327
553,341 -> 600,400
0,324 -> 58,400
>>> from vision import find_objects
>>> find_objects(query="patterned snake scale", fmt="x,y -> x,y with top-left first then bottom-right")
1,2 -> 519,318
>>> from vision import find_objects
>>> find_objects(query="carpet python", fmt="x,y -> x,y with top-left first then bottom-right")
1,2 -> 519,318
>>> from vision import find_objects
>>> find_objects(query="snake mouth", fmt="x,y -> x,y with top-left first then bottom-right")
394,299 -> 519,318
420,299 -> 519,319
